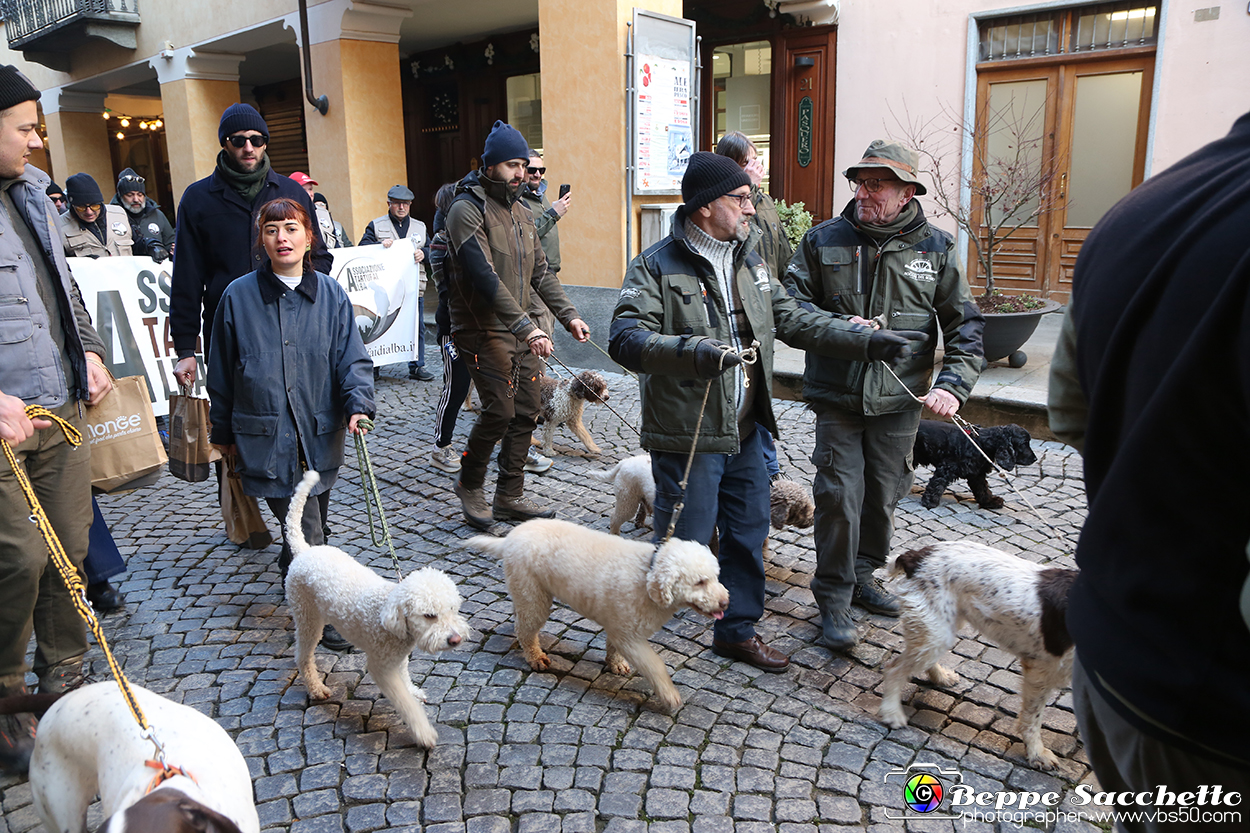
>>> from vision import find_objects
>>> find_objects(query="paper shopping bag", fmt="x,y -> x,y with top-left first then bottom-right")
221,455 -> 274,550
85,372 -> 167,494
168,387 -> 221,482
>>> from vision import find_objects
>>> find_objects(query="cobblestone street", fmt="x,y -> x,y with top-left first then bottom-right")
1,361 -> 1095,833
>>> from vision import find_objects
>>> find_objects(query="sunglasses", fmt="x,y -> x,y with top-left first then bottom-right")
75,203 -> 103,213
226,134 -> 268,148
526,166 -> 546,175
49,195 -> 66,205
119,174 -> 145,185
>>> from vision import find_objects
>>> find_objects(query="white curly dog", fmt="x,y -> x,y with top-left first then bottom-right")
29,681 -> 259,833
285,471 -> 469,748
877,541 -> 1078,769
468,519 -> 729,713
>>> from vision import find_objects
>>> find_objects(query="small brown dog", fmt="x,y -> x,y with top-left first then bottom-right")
535,370 -> 610,456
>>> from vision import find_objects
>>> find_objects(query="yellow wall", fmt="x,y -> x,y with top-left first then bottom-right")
303,38 -> 408,242
159,77 -> 241,206
44,110 -> 115,195
539,0 -> 682,288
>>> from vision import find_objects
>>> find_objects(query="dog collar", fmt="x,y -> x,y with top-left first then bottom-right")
144,760 -> 198,794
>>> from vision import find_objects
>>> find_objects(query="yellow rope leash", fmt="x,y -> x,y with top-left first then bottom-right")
1,405 -> 168,764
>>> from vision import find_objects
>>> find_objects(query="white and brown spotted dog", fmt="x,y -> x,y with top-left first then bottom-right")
877,541 -> 1078,769
534,370 -> 610,456
28,681 -> 259,833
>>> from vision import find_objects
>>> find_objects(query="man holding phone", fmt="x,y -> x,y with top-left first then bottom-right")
520,149 -> 571,336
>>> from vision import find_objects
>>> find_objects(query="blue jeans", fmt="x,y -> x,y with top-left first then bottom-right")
651,427 -> 770,643
757,425 -> 780,479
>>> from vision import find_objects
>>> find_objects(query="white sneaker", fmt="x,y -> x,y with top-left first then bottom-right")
524,448 -> 553,474
430,445 -> 460,473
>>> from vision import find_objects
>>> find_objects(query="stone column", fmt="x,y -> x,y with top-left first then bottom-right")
537,0 -> 683,288
289,0 -> 412,241
151,50 -> 244,206
40,90 -> 115,192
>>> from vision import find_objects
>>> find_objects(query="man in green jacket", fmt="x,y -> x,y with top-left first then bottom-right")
445,121 -> 589,529
785,140 -> 984,651
611,152 -> 925,671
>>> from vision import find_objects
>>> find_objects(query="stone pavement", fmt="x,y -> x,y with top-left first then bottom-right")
1,357 -> 1097,833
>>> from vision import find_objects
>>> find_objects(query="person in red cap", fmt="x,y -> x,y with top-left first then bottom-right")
289,171 -> 317,195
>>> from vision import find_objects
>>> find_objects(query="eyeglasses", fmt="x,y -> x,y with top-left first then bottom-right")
227,134 -> 268,148
848,176 -> 899,194
721,192 -> 752,209
119,174 -> 145,185
75,203 -> 103,213
49,195 -> 66,205
526,166 -> 546,175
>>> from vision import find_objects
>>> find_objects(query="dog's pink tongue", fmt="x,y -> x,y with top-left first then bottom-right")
712,610 -> 725,620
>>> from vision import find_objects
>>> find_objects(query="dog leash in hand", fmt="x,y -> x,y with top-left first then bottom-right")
543,352 -> 642,439
878,361 -> 1061,536
352,418 -> 404,581
0,405 -> 171,766
662,341 -> 759,543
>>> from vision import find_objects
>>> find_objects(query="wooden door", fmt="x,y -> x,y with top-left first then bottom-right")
778,29 -> 836,222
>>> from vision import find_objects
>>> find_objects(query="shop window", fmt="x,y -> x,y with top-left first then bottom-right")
507,73 -> 542,151
978,2 -> 1156,63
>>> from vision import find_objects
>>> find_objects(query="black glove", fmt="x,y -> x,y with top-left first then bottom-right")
867,329 -> 928,364
148,243 -> 170,264
693,337 -> 742,379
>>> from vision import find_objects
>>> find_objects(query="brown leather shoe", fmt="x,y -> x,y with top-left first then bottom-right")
711,635 -> 790,673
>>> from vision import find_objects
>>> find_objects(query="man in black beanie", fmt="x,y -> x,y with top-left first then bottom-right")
61,172 -> 134,258
170,102 -> 331,389
444,120 -> 590,528
0,64 -> 113,773
610,151 -> 925,672
45,180 -> 66,212
111,167 -> 174,260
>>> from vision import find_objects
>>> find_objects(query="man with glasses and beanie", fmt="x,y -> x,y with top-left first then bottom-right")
61,172 -> 134,258
170,102 -> 330,391
610,151 -> 926,672
359,184 -> 433,381
0,64 -> 113,773
445,120 -> 590,528
784,140 -> 983,652
112,167 -> 173,261
45,180 -> 66,212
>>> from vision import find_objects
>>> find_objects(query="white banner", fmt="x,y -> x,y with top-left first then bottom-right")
70,244 -> 425,418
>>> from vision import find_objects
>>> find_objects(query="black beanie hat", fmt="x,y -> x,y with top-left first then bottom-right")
481,120 -> 530,168
218,103 -> 269,145
46,181 -> 65,199
65,172 -> 104,207
0,65 -> 39,113
116,167 -> 145,195
682,152 -> 751,213
313,191 -> 329,207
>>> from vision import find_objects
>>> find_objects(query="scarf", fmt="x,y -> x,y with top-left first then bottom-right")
216,150 -> 271,206
857,199 -> 919,243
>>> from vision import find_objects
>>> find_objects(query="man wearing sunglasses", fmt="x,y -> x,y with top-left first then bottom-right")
111,167 -> 173,261
170,103 -> 330,390
611,152 -> 925,673
61,172 -> 134,258
784,140 -> 984,652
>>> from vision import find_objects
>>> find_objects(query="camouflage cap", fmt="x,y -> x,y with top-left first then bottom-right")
843,139 -> 927,196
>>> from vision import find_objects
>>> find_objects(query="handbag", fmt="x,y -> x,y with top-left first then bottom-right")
84,370 -> 167,494
168,385 -> 221,482
221,454 -> 274,550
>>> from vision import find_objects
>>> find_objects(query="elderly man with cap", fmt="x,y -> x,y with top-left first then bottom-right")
444,120 -> 590,528
0,64 -> 113,773
111,167 -> 173,261
169,102 -> 330,389
359,184 -> 433,380
61,172 -> 133,258
784,140 -> 983,651
610,151 -> 925,671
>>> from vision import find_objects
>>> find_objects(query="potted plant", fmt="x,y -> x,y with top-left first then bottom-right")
775,199 -> 813,250
895,98 -> 1065,368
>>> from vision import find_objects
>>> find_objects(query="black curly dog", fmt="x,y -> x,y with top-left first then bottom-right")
912,420 -> 1037,509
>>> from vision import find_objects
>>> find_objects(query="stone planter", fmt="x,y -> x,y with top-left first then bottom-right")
980,298 -> 1062,368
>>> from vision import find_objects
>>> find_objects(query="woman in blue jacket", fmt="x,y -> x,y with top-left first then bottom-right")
208,198 -> 374,648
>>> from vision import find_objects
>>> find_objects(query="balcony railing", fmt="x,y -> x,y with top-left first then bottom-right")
1,0 -> 140,50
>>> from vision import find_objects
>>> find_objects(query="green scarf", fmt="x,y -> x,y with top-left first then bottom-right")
216,150 -> 271,205
857,199 -> 919,244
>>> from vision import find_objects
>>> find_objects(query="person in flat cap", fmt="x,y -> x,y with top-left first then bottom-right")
443,120 -> 589,528
359,183 -> 432,380
0,64 -> 114,774
784,139 -> 984,651
110,167 -> 173,261
609,151 -> 924,673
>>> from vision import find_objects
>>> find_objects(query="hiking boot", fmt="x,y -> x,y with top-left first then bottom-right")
454,480 -> 494,529
408,364 -> 435,382
524,448 -> 553,474
37,656 -> 87,695
493,493 -> 556,522
319,624 -> 353,652
852,578 -> 901,617
87,580 -> 125,613
430,445 -> 461,473
818,608 -> 859,652
0,680 -> 35,775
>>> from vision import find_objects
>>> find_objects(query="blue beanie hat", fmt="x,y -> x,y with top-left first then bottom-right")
481,120 -> 530,168
218,103 -> 269,145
